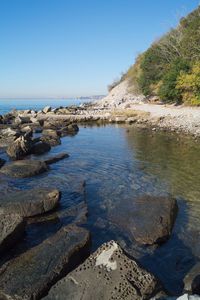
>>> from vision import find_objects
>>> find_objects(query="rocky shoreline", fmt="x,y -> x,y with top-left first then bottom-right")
0,105 -> 200,299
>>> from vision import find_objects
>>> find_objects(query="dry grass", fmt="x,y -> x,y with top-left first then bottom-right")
111,109 -> 150,118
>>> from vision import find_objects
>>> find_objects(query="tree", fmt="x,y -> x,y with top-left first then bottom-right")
176,62 -> 200,105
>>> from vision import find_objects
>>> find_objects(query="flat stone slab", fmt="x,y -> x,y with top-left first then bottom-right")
44,240 -> 160,300
0,225 -> 90,300
0,160 -> 49,178
44,153 -> 69,165
0,212 -> 25,254
0,188 -> 60,217
110,195 -> 178,245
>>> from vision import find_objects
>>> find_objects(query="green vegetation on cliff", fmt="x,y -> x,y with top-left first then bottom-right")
123,6 -> 200,105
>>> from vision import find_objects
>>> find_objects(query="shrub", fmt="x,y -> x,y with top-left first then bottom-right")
158,58 -> 190,103
176,62 -> 200,105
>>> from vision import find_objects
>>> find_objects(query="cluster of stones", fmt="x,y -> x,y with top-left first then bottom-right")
0,105 -> 199,299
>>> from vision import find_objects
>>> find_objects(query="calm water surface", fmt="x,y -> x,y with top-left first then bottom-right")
1,124 -> 200,295
0,98 -> 92,114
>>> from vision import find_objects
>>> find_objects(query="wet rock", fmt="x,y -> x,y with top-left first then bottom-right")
42,135 -> 61,146
31,141 -> 51,155
6,136 -> 33,160
0,158 -> 5,168
0,225 -> 90,300
44,240 -> 161,300
0,212 -> 25,254
44,153 -> 69,165
184,263 -> 200,294
43,106 -> 52,114
110,195 -> 178,245
0,188 -> 60,217
42,129 -> 61,146
42,129 -> 60,137
60,124 -> 79,137
0,160 -> 49,178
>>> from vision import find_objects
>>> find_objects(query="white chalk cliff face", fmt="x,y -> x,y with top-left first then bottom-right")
96,80 -> 145,109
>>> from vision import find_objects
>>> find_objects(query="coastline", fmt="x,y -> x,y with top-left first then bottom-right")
15,102 -> 200,139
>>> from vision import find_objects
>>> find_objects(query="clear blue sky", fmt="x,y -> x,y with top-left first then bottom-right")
0,0 -> 199,98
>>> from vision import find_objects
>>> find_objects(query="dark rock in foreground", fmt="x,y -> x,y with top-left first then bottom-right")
0,160 -> 49,178
0,212 -> 25,254
110,195 -> 178,245
44,240 -> 161,300
0,225 -> 90,300
0,188 -> 60,217
44,153 -> 69,165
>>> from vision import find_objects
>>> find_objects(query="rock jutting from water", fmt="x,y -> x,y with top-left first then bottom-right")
43,240 -> 162,300
0,159 -> 49,178
44,152 -> 69,165
0,188 -> 60,217
6,135 -> 33,160
0,225 -> 90,300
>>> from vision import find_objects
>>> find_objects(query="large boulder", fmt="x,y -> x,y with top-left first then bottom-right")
44,240 -> 161,300
0,160 -> 49,178
0,225 -> 90,300
110,195 -> 178,245
0,128 -> 21,147
0,212 -> 25,254
6,135 -> 32,160
42,129 -> 61,146
0,188 -> 60,217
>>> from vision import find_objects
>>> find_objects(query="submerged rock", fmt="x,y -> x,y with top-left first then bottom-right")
0,160 -> 49,178
44,240 -> 161,300
44,153 -> 69,165
0,212 -> 25,254
0,225 -> 90,300
0,188 -> 60,217
110,195 -> 178,245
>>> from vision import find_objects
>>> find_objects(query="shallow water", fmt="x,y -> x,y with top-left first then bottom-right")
1,124 -> 200,295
